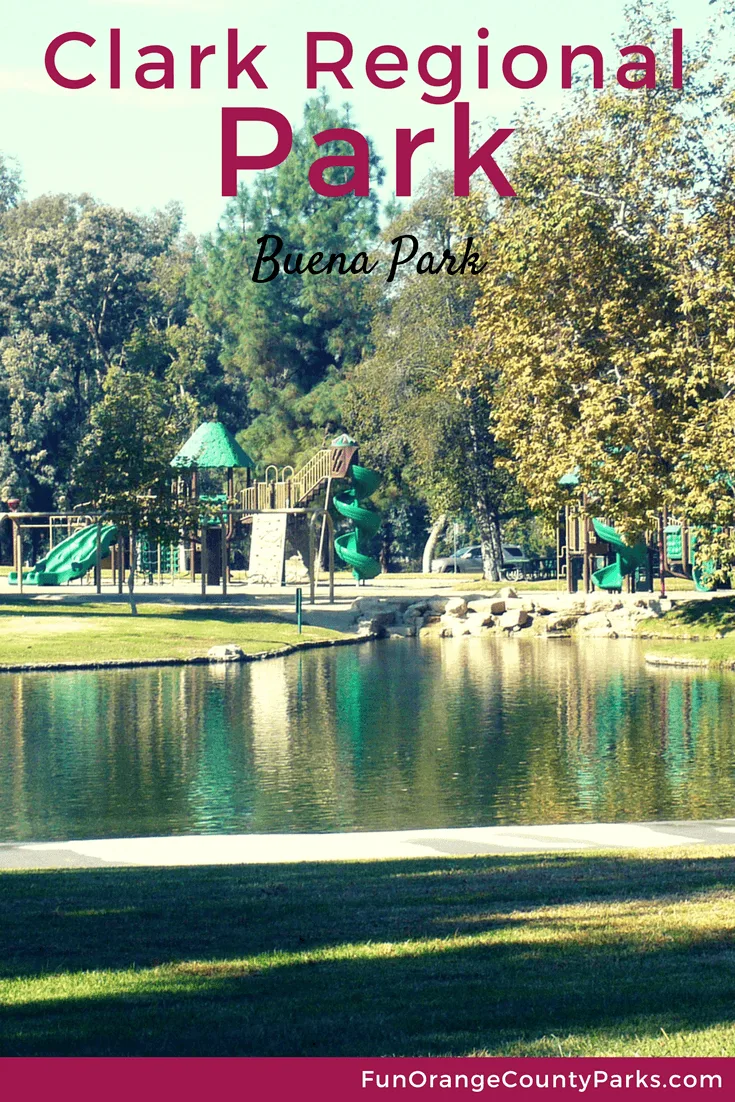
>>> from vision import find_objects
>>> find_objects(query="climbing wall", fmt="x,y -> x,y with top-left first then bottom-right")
248,513 -> 289,585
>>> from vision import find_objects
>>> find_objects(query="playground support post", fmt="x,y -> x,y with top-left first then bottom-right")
117,540 -> 124,594
190,472 -> 198,583
127,531 -> 138,616
317,474 -> 333,573
564,508 -> 574,594
682,525 -> 690,581
308,509 -> 334,604
95,520 -> 102,594
221,516 -> 228,597
14,521 -> 23,596
582,498 -> 591,594
659,511 -> 667,597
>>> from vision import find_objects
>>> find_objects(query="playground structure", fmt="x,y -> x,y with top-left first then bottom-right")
558,508 -> 647,594
1,504 -> 163,596
554,466 -> 729,594
1,424 -> 384,599
663,522 -> 721,592
6,421 -> 727,598
1,506 -> 115,595
170,424 -> 381,593
171,420 -> 256,595
557,503 -> 729,595
9,522 -> 118,587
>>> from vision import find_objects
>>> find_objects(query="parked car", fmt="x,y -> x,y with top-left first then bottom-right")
431,544 -> 539,579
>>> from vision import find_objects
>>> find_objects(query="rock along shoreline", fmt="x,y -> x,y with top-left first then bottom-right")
350,588 -> 676,641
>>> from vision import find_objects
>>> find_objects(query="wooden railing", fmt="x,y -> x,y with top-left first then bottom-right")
239,449 -> 333,514
292,448 -> 333,504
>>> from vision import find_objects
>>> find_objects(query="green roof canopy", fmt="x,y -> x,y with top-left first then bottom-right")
559,468 -> 580,489
171,422 -> 255,471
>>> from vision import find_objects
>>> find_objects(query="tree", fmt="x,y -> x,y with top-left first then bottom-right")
451,10 -> 726,544
346,177 -> 522,579
0,195 -> 184,509
0,153 -> 22,212
74,367 -> 199,608
190,92 -> 384,471
667,151 -> 735,577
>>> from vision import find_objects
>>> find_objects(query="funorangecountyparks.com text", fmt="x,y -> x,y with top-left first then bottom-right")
361,1069 -> 723,1093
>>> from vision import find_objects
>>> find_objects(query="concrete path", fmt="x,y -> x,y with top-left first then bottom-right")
2,819 -> 735,870
0,575 -> 446,634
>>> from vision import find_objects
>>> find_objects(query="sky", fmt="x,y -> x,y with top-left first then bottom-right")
0,0 -> 720,237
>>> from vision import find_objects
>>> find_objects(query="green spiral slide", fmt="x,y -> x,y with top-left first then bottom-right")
9,523 -> 118,586
591,518 -> 647,591
334,465 -> 382,580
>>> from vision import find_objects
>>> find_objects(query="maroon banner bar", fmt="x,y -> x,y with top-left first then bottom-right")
0,1057 -> 731,1101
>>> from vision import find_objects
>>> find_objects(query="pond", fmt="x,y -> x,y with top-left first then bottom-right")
1,637 -> 734,843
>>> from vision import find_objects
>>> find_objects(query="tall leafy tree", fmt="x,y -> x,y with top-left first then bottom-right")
75,366 -> 198,533
451,9 -> 726,542
74,366 -> 199,608
0,153 -> 22,212
346,178 -> 522,578
0,195 -> 183,508
191,92 -> 384,470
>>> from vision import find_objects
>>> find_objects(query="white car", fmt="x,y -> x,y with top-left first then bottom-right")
431,544 -> 537,578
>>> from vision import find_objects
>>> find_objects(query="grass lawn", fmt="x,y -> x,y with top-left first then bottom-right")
452,577 -> 570,593
639,596 -> 735,640
0,849 -> 734,1056
455,577 -> 697,594
0,601 -> 341,667
638,596 -> 735,667
643,638 -> 735,667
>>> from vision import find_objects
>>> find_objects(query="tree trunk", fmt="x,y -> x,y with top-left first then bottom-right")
422,514 -> 447,575
475,498 -> 503,582
462,390 -> 505,582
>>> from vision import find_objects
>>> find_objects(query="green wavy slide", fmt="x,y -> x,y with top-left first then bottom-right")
9,523 -> 118,586
591,518 -> 647,591
334,465 -> 382,580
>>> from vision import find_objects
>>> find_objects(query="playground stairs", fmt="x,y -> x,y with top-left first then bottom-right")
240,445 -> 354,514
241,443 -> 357,585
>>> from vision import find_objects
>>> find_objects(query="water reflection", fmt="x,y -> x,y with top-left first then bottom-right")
1,637 -> 734,842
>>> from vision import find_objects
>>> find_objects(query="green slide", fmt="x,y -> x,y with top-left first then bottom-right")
334,465 -> 382,580
591,519 -> 647,591
666,524 -> 717,591
9,523 -> 118,586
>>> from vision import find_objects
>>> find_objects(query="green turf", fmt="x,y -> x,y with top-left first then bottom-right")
0,849 -> 734,1056
638,596 -> 735,666
452,577 -> 569,592
0,601 -> 340,666
455,578 -> 697,594
639,596 -> 735,640
644,640 -> 735,666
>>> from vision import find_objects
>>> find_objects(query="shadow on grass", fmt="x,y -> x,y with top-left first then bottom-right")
0,602 -> 293,626
658,597 -> 735,633
1,853 -> 734,1054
